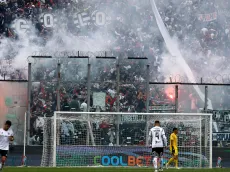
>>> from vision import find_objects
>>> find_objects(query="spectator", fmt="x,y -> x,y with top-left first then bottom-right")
61,98 -> 70,111
189,93 -> 198,113
69,95 -> 80,111
80,100 -> 87,112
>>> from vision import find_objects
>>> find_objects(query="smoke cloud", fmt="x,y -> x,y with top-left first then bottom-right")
0,0 -> 229,110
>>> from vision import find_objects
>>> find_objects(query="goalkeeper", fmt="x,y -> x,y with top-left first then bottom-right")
166,128 -> 179,169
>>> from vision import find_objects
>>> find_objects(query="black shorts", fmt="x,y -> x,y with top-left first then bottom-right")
152,147 -> 164,157
0,150 -> 8,157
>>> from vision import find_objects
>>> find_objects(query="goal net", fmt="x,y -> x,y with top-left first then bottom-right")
41,112 -> 212,168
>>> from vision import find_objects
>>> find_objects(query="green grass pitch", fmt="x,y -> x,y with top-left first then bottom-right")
2,168 -> 230,172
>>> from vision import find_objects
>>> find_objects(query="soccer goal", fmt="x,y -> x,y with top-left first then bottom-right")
41,112 -> 212,168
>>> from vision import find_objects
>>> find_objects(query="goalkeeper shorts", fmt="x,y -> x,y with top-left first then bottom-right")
171,148 -> 178,156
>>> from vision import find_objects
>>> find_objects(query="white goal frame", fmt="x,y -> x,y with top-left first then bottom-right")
52,112 -> 212,168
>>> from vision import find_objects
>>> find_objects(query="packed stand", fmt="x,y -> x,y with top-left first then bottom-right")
0,0 -> 229,108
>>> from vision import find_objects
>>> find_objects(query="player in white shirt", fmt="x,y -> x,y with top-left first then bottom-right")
0,121 -> 14,171
149,121 -> 167,172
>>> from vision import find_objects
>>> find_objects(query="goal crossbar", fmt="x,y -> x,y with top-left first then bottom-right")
54,111 -> 212,116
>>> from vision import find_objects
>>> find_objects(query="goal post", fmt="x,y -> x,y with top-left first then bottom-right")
41,112 -> 212,168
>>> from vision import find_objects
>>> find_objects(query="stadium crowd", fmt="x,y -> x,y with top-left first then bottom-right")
26,0 -> 230,114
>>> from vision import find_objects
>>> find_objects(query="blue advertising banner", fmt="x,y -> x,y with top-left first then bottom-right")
6,146 -> 230,167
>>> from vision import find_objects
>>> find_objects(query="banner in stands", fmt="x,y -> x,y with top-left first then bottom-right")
11,10 -> 112,33
93,92 -> 106,107
149,105 -> 175,112
213,133 -> 230,141
198,12 -> 217,22
202,109 -> 230,147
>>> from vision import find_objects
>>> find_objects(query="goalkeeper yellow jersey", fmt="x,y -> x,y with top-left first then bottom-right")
170,133 -> 178,149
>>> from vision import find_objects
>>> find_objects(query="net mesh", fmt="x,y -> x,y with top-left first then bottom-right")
41,112 -> 212,168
